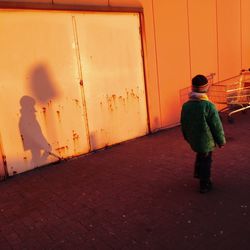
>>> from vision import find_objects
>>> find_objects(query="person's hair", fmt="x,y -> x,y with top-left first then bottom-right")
192,75 -> 208,86
192,74 -> 209,93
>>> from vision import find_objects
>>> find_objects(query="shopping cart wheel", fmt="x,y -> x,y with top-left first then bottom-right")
227,116 -> 234,123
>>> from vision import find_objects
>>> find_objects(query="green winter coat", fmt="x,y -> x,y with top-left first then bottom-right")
181,100 -> 226,153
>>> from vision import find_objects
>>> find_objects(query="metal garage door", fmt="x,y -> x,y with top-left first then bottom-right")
0,10 -> 148,176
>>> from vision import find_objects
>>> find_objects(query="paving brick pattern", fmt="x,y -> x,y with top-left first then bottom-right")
0,112 -> 250,249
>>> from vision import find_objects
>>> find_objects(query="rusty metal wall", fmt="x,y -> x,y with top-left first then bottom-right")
0,10 -> 148,176
75,13 -> 148,150
0,132 -> 7,179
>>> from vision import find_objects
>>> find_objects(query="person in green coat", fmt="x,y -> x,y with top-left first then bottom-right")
181,74 -> 226,193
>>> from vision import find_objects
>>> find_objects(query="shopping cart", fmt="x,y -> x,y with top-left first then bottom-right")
208,69 -> 250,123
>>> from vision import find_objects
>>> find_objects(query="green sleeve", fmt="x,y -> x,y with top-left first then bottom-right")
180,107 -> 187,141
207,104 -> 226,146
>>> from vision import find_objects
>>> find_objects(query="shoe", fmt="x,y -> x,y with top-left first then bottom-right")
207,180 -> 213,190
200,180 -> 213,194
200,186 -> 210,193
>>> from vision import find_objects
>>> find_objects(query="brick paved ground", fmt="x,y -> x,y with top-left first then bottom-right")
0,112 -> 250,250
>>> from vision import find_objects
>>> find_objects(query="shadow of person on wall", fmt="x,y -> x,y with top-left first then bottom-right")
19,96 -> 52,167
29,64 -> 59,104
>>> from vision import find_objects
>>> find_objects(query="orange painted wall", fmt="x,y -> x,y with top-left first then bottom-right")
5,0 -> 51,2
217,0 -> 241,80
153,0 -> 191,127
188,0 -> 218,81
241,0 -> 250,70
54,0 -> 108,5
0,0 -> 249,131
111,0 -> 248,127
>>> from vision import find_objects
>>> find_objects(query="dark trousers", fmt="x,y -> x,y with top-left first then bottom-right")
194,152 -> 212,180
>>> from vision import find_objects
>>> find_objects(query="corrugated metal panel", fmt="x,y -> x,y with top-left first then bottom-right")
217,0 -> 241,80
188,0 -> 218,81
153,0 -> 191,127
240,0 -> 250,69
